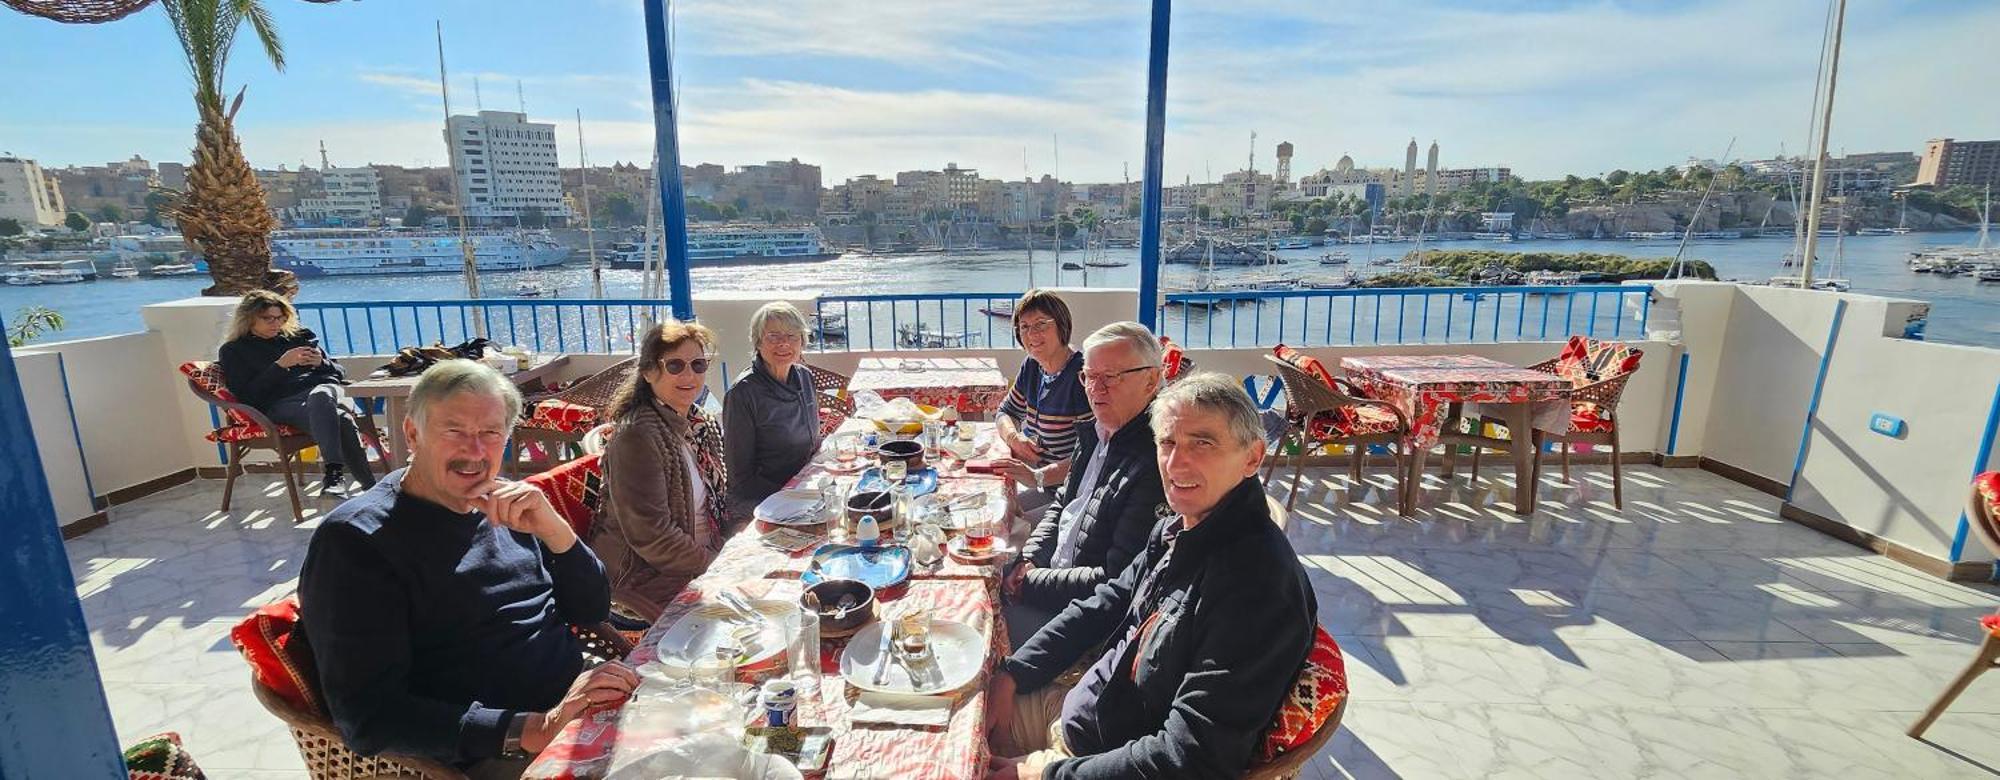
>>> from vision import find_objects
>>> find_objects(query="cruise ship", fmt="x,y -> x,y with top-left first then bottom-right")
608,225 -> 839,269
267,230 -> 570,277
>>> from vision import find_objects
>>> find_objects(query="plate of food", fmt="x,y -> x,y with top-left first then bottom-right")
866,398 -> 941,435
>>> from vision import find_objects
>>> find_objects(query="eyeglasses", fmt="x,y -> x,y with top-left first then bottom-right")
1016,319 -> 1057,336
760,332 -> 804,346
1081,365 -> 1156,387
660,357 -> 713,375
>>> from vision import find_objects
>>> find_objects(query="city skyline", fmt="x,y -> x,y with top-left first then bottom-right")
4,0 -> 1998,184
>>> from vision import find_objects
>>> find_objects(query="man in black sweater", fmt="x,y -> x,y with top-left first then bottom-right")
1003,322 -> 1167,651
987,373 -> 1316,780
300,360 -> 636,778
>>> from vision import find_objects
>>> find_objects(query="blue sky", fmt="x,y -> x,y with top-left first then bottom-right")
3,0 -> 1996,183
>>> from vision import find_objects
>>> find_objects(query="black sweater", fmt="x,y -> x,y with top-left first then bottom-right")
298,469 -> 611,764
1016,410 -> 1164,608
1004,478 -> 1316,780
217,328 -> 346,411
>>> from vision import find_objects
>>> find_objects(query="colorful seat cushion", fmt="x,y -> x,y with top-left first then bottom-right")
1274,344 -> 1336,389
1571,401 -> 1615,433
229,598 -> 320,714
179,361 -> 306,444
1260,626 -> 1348,761
525,453 -> 605,537
1552,336 -> 1642,386
524,398 -> 602,433
1305,403 -> 1401,439
123,731 -> 206,780
1161,337 -> 1189,381
1981,613 -> 2000,637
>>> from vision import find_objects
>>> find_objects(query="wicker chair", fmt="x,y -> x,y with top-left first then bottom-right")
513,357 -> 638,475
1467,339 -> 1643,508
1909,473 -> 2000,738
1262,355 -> 1411,513
1244,699 -> 1348,780
247,618 -> 632,780
179,361 -> 385,523
805,363 -> 855,437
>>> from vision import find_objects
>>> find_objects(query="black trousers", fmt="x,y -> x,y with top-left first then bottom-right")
264,384 -> 377,487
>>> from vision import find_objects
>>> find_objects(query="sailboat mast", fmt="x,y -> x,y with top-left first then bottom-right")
576,109 -> 601,300
437,21 -> 483,328
1052,134 -> 1062,283
1024,147 -> 1035,289
1799,0 -> 1849,289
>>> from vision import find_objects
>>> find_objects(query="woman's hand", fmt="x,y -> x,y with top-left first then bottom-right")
276,346 -> 318,368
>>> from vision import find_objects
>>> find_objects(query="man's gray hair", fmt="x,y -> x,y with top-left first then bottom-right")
749,302 -> 810,343
1081,320 -> 1164,370
408,359 -> 523,426
1149,372 -> 1265,449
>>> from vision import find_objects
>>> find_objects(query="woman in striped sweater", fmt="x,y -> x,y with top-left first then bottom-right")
995,290 -> 1094,522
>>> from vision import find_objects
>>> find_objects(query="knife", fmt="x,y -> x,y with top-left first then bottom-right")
871,621 -> 896,686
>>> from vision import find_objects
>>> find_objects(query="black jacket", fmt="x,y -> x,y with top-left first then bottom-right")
218,328 -> 346,411
1016,410 -> 1163,610
1004,478 -> 1316,780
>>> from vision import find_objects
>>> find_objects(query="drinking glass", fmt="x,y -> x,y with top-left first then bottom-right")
834,435 -> 858,465
964,512 -> 996,553
923,421 -> 945,458
884,459 -> 908,484
790,605 -> 822,696
894,607 -> 932,659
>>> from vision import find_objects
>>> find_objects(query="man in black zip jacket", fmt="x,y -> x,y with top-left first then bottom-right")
1002,323 -> 1168,650
987,373 -> 1316,780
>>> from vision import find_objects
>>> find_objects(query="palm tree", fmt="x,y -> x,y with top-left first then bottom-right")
159,0 -> 296,297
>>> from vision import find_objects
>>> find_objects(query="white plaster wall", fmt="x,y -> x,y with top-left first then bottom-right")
16,332 -> 191,503
1692,285 -> 1840,484
140,298 -> 242,469
1649,282 -> 1738,458
13,351 -> 96,526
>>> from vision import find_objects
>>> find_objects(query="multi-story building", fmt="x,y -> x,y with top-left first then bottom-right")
682,163 -> 726,200
1916,138 -> 2000,189
974,179 -> 1039,225
52,155 -> 159,217
444,110 -> 571,226
719,158 -> 821,218
156,162 -> 188,191
0,155 -> 66,227
824,175 -> 892,219
299,166 -> 382,226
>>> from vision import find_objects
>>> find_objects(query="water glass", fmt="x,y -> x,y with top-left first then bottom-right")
834,434 -> 859,465
790,605 -> 822,696
695,641 -> 741,692
923,421 -> 946,458
884,459 -> 908,484
894,607 -> 933,658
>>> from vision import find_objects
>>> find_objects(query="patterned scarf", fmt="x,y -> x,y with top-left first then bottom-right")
647,398 -> 731,545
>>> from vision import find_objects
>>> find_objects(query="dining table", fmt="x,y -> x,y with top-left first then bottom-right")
523,419 -> 1015,780
344,354 -> 572,469
848,357 -> 1009,419
1340,354 -> 1572,515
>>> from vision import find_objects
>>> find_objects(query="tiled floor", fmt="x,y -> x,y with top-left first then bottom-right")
68,464 -> 2000,778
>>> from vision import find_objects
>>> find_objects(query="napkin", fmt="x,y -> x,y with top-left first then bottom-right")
848,692 -> 953,728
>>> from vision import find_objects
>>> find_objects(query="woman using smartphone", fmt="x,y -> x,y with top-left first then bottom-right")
217,290 -> 377,498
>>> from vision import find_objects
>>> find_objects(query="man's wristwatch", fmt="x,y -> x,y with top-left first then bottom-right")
1031,466 -> 1045,490
501,712 -> 533,758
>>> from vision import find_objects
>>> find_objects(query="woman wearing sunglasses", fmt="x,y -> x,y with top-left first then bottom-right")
589,319 -> 730,621
723,302 -> 821,523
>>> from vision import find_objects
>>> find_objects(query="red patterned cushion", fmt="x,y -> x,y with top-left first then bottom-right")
123,731 -> 206,780
229,598 -> 319,714
180,361 -> 306,444
1982,613 -> 2000,637
1553,336 -> 1642,386
1161,337 -> 1189,381
1571,402 -> 1615,433
1306,403 -> 1400,439
524,398 -> 601,433
525,453 -> 605,537
1260,626 -> 1347,761
1274,344 -> 1336,389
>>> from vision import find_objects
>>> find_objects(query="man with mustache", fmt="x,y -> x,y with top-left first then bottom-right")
300,360 -> 636,779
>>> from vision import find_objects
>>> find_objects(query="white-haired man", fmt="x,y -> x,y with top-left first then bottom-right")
300,360 -> 636,778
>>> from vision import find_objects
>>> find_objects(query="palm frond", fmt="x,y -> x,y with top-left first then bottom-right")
235,0 -> 286,72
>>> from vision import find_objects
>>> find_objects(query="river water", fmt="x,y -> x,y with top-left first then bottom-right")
7,232 -> 1996,348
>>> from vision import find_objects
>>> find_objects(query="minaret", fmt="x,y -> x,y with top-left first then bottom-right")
1403,138 -> 1418,197
319,140 -> 331,170
1275,141 -> 1294,190
1425,140 -> 1440,196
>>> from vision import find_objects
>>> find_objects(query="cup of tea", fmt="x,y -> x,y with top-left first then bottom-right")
964,514 -> 996,553
894,607 -> 932,658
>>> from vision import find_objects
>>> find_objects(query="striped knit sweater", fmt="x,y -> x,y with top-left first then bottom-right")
997,352 -> 1093,464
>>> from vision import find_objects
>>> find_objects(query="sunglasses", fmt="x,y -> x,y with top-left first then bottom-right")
660,357 -> 713,375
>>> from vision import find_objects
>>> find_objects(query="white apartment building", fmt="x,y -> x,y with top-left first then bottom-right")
0,155 -> 66,227
444,111 -> 571,226
300,166 -> 382,225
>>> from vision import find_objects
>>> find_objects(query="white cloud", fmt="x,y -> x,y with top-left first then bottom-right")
678,0 -> 1132,66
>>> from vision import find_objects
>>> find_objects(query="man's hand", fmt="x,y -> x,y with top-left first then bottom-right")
996,459 -> 1038,488
520,662 -> 640,753
986,670 -> 1019,753
987,751 -> 1056,780
471,479 -> 576,553
277,346 -> 318,368
1003,561 -> 1034,600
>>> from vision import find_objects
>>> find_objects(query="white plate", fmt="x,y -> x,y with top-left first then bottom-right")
838,619 -> 987,696
651,600 -> 796,673
755,488 -> 830,526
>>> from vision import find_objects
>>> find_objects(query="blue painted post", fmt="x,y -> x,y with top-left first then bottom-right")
1949,381 -> 2000,563
0,339 -> 126,775
1786,300 -> 1847,501
644,0 -> 697,322
1666,351 -> 1691,455
1135,0 -> 1171,328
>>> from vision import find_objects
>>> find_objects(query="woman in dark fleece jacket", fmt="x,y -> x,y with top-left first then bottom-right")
217,290 -> 376,497
722,301 -> 820,523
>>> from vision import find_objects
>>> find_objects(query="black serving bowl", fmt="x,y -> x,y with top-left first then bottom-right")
845,489 -> 894,526
802,578 -> 876,633
876,438 -> 927,471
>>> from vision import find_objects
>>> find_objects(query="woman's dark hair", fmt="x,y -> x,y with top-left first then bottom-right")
1012,289 -> 1073,347
607,318 -> 717,421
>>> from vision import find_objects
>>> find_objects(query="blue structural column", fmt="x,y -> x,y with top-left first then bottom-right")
643,0 -> 696,322
1135,0 -> 1172,328
0,338 -> 125,776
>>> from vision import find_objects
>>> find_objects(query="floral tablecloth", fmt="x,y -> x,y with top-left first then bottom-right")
849,357 -> 1009,417
1340,354 -> 1572,451
523,424 -> 1013,780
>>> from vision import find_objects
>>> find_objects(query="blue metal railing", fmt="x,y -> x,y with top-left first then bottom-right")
296,298 -> 676,356
1161,284 -> 1653,348
813,293 -> 1024,352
